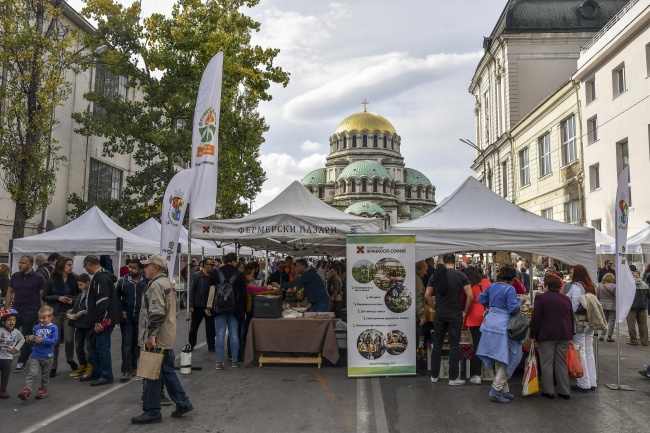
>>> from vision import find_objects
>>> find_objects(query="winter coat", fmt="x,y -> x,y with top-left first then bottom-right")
43,274 -> 79,314
597,282 -> 616,311
116,274 -> 147,317
139,273 -> 177,349
87,268 -> 120,325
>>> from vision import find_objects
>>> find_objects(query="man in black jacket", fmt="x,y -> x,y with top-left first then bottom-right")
81,255 -> 119,386
116,259 -> 147,382
188,258 -> 216,352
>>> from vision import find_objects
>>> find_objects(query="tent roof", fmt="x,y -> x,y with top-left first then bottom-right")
11,206 -> 159,255
625,225 -> 650,254
389,177 -> 596,271
191,181 -> 383,254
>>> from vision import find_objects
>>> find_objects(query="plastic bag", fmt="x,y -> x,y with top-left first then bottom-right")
508,309 -> 530,341
522,346 -> 539,396
567,342 -> 584,379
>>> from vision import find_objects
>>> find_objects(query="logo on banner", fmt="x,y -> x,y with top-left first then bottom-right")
168,190 -> 185,224
198,107 -> 217,144
357,246 -> 365,254
618,199 -> 628,228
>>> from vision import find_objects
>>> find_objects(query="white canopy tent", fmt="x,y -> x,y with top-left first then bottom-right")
623,225 -> 650,255
595,229 -> 616,255
10,206 -> 159,274
130,218 -> 230,256
388,177 -> 597,274
190,181 -> 383,255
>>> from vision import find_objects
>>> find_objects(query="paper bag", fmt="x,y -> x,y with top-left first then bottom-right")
136,347 -> 165,380
206,285 -> 216,310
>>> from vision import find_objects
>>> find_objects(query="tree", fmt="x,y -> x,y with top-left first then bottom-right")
0,0 -> 84,238
69,0 -> 289,227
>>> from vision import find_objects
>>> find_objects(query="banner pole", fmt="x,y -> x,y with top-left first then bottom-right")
186,222 -> 192,345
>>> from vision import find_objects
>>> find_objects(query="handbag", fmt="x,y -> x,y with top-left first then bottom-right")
522,344 -> 539,396
566,342 -> 584,379
508,308 -> 530,341
136,346 -> 165,380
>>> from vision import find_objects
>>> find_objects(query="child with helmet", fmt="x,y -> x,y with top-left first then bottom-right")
0,309 -> 25,398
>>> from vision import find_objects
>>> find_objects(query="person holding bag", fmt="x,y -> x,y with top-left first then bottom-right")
529,274 -> 574,400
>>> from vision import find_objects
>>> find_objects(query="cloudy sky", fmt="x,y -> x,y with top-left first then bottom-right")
68,0 -> 508,209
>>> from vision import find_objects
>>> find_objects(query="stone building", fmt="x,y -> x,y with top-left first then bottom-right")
301,106 -> 436,230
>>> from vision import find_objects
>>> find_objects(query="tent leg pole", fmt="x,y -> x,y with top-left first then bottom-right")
117,252 -> 122,277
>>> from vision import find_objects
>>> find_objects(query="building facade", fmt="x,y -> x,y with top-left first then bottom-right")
0,4 -> 141,256
574,0 -> 650,235
301,107 -> 436,229
468,0 -> 629,208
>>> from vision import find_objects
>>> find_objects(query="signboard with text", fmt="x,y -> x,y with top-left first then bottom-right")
346,234 -> 416,377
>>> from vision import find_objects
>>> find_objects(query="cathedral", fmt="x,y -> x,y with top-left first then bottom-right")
301,103 -> 436,229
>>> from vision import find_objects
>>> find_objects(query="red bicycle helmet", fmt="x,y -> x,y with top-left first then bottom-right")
0,308 -> 18,322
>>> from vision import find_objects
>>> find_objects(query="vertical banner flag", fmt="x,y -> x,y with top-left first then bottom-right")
346,234 -> 416,377
614,167 -> 636,322
189,52 -> 224,222
161,169 -> 196,276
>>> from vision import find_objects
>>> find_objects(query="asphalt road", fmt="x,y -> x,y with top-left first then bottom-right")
2,317 -> 649,433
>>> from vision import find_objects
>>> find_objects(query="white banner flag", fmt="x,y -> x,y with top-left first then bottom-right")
614,167 -> 636,322
161,169 -> 196,276
189,52 -> 224,222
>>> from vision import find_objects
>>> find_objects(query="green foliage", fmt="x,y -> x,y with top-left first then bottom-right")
69,0 -> 289,224
0,0 -> 83,238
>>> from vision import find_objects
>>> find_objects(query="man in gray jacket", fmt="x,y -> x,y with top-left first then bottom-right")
131,255 -> 194,424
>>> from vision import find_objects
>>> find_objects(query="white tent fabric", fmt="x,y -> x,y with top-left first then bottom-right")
624,225 -> 650,254
595,229 -> 616,254
130,218 -> 216,255
388,177 -> 597,272
11,206 -> 159,255
191,181 -> 383,255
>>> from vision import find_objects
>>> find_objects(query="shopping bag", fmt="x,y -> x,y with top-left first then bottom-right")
522,346 -> 539,396
566,342 -> 583,379
136,346 -> 165,380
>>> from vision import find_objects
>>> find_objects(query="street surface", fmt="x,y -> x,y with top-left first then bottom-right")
1,317 -> 649,433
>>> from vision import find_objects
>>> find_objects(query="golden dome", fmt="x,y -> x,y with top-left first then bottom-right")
333,111 -> 397,135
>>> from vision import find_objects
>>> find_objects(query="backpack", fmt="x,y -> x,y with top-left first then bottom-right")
213,268 -> 239,315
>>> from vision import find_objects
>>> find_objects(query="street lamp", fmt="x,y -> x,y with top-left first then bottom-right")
459,138 -> 487,187
39,45 -> 108,233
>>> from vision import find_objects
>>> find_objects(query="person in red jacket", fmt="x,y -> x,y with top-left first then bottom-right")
462,267 -> 486,384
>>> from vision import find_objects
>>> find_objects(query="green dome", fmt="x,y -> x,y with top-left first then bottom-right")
301,168 -> 327,186
337,160 -> 392,182
404,168 -> 432,187
410,208 -> 425,219
344,201 -> 387,216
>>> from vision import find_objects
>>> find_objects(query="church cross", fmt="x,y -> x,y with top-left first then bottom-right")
361,98 -> 369,112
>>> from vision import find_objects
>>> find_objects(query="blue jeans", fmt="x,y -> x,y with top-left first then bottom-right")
91,325 -> 114,380
143,349 -> 191,415
16,310 -> 38,364
214,314 -> 239,363
120,314 -> 140,373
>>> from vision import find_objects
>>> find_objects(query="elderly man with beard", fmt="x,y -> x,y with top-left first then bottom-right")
131,255 -> 193,424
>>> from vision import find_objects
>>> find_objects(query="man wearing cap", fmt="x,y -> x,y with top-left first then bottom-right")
598,260 -> 615,283
132,255 -> 193,424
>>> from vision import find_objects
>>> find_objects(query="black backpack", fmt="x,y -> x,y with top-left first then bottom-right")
213,268 -> 239,314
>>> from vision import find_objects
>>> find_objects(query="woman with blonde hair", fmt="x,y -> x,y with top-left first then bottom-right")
597,273 -> 616,342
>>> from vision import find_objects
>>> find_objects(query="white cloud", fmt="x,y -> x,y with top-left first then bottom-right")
300,140 -> 322,151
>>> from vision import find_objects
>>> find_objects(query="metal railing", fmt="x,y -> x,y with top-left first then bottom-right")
581,0 -> 639,53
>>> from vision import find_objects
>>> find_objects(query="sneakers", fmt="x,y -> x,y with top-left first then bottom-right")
0,391 -> 9,399
488,388 -> 510,403
449,378 -> 466,386
501,391 -> 516,400
639,370 -> 650,378
171,403 -> 194,418
120,371 -> 131,383
80,364 -> 94,380
430,376 -> 439,383
161,394 -> 173,406
470,375 -> 482,385
14,362 -> 26,373
71,364 -> 87,378
18,389 -> 30,400
232,362 -> 240,368
215,362 -> 224,370
35,389 -> 47,399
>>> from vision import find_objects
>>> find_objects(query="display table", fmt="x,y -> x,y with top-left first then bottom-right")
244,318 -> 340,368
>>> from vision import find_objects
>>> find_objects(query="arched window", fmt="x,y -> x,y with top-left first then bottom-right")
390,139 -> 394,150
373,179 -> 378,192
341,181 -> 347,193
373,135 -> 378,147
352,136 -> 357,148
361,179 -> 367,192
417,187 -> 422,199
318,187 -> 324,198
383,137 -> 387,148
351,181 -> 356,193
343,137 -> 347,149
336,138 -> 340,150
383,180 -> 387,193
425,189 -> 428,199
406,186 -> 411,198
362,136 -> 367,147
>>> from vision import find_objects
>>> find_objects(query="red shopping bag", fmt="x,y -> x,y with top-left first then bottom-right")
522,345 -> 539,396
567,342 -> 583,379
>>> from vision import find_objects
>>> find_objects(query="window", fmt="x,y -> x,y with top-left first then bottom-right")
361,179 -> 367,192
541,208 -> 553,220
88,158 -> 123,205
351,181 -> 356,193
588,116 -> 598,143
565,200 -> 581,225
646,43 -> 650,76
519,147 -> 530,186
589,164 -> 600,191
538,133 -> 551,177
586,79 -> 596,104
373,179 -> 378,193
501,160 -> 508,198
613,64 -> 626,97
406,186 -> 412,199
383,137 -> 387,148
352,136 -> 357,148
318,187 -> 324,199
373,135 -> 378,147
561,116 -> 577,165
343,137 -> 347,149
591,219 -> 602,232
362,136 -> 367,147
93,64 -> 127,116
417,187 -> 422,199
390,139 -> 393,150
341,181 -> 346,193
